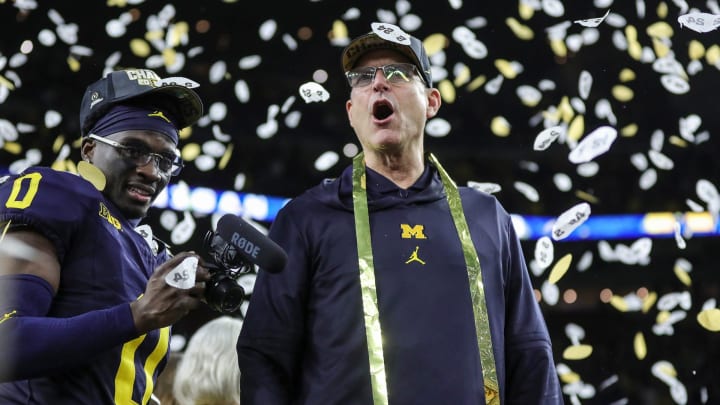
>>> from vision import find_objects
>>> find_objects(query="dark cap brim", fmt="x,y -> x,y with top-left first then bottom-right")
341,32 -> 432,87
80,69 -> 203,137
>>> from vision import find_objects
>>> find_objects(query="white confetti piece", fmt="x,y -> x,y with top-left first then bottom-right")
553,173 -> 572,192
648,150 -> 674,170
533,125 -> 564,150
568,126 -> 618,164
467,181 -> 501,194
677,12 -> 720,33
165,256 -> 198,289
552,202 -> 591,240
314,151 -> 339,171
371,22 -> 411,45
660,74 -> 690,95
534,236 -> 554,270
425,117 -> 451,137
574,9 -> 610,27
299,82 -> 330,103
541,280 -> 560,306
639,168 -> 657,190
514,181 -> 539,202
170,211 -> 196,245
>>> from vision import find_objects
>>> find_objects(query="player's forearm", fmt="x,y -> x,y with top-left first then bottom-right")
0,274 -> 139,381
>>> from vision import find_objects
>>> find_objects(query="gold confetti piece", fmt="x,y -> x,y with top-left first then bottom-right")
634,332 -> 647,359
612,85 -> 634,102
3,142 -> 21,154
518,2 -> 534,20
182,143 -> 201,161
162,48 -> 177,69
548,253 -> 572,285
625,25 -> 638,42
505,17 -> 534,40
453,65 -> 471,87
145,29 -> 164,42
688,40 -> 705,61
67,56 -> 80,72
51,160 -> 66,171
52,136 -> 65,153
610,295 -> 629,312
549,38 -> 567,58
673,265 -> 692,287
490,116 -> 511,137
438,79 -> 456,104
628,41 -> 643,61
218,143 -> 233,170
567,115 -> 584,141
697,308 -> 720,332
657,2 -> 668,19
330,20 -> 349,43
619,68 -> 636,82
574,190 -> 598,204
642,291 -> 657,313
423,33 -> 447,56
563,344 -> 593,360
651,38 -> 671,59
107,0 -> 129,6
706,45 -> 720,65
559,370 -> 580,384
65,160 -> 77,174
646,21 -> 674,39
465,75 -> 486,92
558,96 -> 574,123
130,38 -> 151,57
495,59 -> 519,79
668,135 -> 688,147
656,310 -> 670,324
179,127 -> 192,140
168,22 -> 189,48
77,161 -> 106,191
620,123 -> 638,137
0,75 -> 15,90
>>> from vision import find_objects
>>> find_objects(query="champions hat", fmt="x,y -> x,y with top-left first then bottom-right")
80,68 -> 203,138
341,26 -> 432,88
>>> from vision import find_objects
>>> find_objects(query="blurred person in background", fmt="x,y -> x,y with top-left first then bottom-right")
173,316 -> 242,405
0,68 -> 209,404
237,23 -> 563,404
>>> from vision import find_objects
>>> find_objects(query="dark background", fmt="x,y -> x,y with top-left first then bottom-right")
1,1 -> 719,403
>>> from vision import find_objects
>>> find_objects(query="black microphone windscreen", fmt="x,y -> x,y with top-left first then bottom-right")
215,214 -> 287,273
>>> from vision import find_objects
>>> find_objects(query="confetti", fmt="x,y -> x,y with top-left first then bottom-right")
165,256 -> 198,289
551,203 -> 591,241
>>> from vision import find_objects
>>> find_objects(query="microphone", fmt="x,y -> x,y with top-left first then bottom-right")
213,214 -> 287,273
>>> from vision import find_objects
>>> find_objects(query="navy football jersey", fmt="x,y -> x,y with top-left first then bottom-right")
0,167 -> 170,404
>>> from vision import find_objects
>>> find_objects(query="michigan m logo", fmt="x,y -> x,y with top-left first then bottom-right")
400,224 -> 426,239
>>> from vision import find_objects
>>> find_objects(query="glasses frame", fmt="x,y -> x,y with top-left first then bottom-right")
87,134 -> 184,177
345,63 -> 427,88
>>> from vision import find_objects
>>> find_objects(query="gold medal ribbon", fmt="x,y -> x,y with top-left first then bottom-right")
352,153 -> 500,404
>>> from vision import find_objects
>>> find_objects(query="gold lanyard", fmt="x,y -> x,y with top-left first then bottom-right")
352,152 -> 500,405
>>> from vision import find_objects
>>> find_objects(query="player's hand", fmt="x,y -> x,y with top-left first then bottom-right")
130,252 -> 210,334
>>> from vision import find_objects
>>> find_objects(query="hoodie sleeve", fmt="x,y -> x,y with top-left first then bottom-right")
502,213 -> 565,404
236,206 -> 309,404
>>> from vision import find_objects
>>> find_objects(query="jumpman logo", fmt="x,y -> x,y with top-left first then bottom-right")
405,246 -> 426,265
148,110 -> 171,123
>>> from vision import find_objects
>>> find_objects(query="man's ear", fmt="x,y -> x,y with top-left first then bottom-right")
80,137 -> 95,162
426,88 -> 442,119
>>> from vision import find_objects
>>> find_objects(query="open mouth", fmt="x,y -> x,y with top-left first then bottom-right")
372,99 -> 394,121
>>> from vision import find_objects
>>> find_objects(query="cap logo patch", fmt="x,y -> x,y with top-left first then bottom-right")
148,110 -> 171,123
125,68 -> 162,88
89,91 -> 104,109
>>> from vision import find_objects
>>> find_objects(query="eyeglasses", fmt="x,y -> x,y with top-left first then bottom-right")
88,134 -> 184,176
346,63 -> 426,88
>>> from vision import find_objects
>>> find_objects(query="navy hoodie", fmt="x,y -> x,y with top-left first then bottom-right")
237,162 -> 563,405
